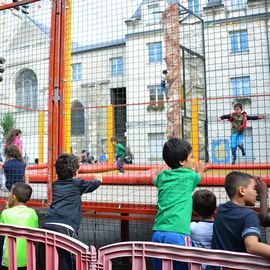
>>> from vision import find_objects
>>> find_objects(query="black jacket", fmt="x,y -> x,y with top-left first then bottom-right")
44,178 -> 101,233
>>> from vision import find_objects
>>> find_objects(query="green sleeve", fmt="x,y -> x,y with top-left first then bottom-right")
193,172 -> 202,189
0,213 -> 3,223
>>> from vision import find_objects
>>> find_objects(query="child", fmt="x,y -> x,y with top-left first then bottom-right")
152,138 -> 205,270
211,171 -> 270,260
218,103 -> 265,164
0,182 -> 38,270
38,153 -> 102,270
161,70 -> 168,100
0,144 -> 26,192
124,146 -> 134,164
190,189 -> 216,249
5,128 -> 23,154
111,136 -> 126,174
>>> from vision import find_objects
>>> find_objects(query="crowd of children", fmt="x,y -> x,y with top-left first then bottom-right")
0,129 -> 270,269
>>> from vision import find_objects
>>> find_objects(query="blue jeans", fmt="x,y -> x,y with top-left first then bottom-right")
116,156 -> 125,173
231,133 -> 245,160
152,231 -> 191,270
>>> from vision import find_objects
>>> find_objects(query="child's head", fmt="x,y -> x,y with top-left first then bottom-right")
225,171 -> 256,206
55,153 -> 79,180
162,70 -> 168,75
233,103 -> 243,114
193,189 -> 216,219
5,129 -> 22,144
162,138 -> 193,169
11,182 -> 32,204
4,144 -> 23,161
110,136 -> 118,145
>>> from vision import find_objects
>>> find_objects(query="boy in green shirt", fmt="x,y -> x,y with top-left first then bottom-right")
111,136 -> 126,173
152,138 -> 205,270
0,182 -> 38,269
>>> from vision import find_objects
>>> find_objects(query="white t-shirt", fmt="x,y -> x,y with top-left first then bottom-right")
190,221 -> 213,249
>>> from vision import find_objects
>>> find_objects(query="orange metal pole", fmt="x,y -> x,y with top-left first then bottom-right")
47,0 -> 62,203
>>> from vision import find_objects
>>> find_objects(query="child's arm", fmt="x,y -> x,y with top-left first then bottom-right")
247,114 -> 265,120
218,114 -> 230,120
78,176 -> 102,194
245,236 -> 270,259
255,177 -> 270,227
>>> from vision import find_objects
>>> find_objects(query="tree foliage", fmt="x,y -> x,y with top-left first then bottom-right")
0,111 -> 15,138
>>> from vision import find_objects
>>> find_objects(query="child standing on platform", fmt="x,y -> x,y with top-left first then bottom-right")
152,138 -> 205,270
0,182 -> 38,270
218,103 -> 265,164
111,136 -> 126,174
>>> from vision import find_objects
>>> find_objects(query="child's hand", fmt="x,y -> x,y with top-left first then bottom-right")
0,162 -> 4,169
156,165 -> 165,174
194,162 -> 205,175
255,176 -> 268,197
217,117 -> 222,121
258,114 -> 265,120
95,174 -> 103,183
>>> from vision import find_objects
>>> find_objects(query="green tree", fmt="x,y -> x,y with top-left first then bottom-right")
0,112 -> 15,138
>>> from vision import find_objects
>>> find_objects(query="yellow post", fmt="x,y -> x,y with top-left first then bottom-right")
107,104 -> 114,164
64,0 -> 72,153
191,98 -> 199,161
38,111 -> 44,163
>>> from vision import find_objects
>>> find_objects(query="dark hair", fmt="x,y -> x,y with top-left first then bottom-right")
12,182 -> 32,203
162,138 -> 192,169
162,70 -> 168,74
5,129 -> 22,145
4,144 -> 23,162
233,103 -> 242,110
193,189 -> 216,218
55,153 -> 79,180
225,171 -> 253,198
110,136 -> 119,143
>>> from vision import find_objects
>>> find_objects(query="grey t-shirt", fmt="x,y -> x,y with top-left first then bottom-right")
190,221 -> 214,249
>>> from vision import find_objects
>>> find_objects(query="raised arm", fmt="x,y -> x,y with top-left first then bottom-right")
255,177 -> 270,227
218,114 -> 230,120
247,114 -> 265,120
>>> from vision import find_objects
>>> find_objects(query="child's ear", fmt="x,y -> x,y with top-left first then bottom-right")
239,186 -> 245,196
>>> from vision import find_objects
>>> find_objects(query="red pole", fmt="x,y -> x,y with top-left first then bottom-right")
47,0 -> 62,203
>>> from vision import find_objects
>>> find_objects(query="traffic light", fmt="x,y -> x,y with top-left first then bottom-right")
0,57 -> 6,82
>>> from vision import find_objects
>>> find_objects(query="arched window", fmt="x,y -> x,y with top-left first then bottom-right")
71,100 -> 85,136
15,69 -> 38,111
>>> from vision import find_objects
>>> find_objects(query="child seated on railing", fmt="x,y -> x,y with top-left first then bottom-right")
208,171 -> 270,269
0,182 -> 38,270
190,189 -> 216,249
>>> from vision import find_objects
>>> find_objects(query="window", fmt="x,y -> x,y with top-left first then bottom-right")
231,0 -> 245,10
149,85 -> 163,103
72,63 -> 82,81
230,31 -> 249,53
188,0 -> 199,14
231,76 -> 250,96
148,42 -> 162,64
148,4 -> 161,24
15,69 -> 38,111
111,57 -> 123,76
71,100 -> 85,135
148,133 -> 166,161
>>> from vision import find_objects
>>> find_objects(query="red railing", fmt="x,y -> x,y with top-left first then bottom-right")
0,224 -> 97,270
98,241 -> 270,270
1,225 -> 270,270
